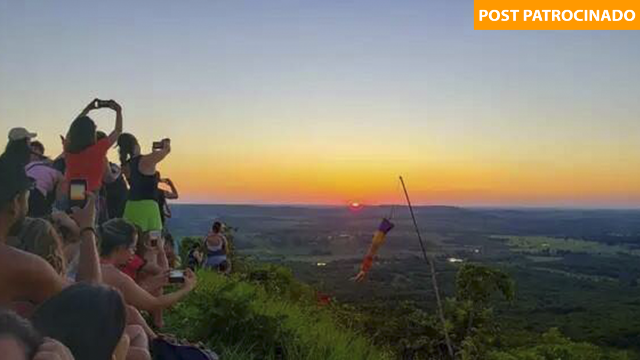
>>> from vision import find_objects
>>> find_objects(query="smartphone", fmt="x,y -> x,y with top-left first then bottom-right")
152,141 -> 164,151
169,270 -> 185,284
94,99 -> 108,108
69,179 -> 87,209
148,231 -> 161,248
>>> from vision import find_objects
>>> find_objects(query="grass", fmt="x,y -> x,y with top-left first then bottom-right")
164,268 -> 390,360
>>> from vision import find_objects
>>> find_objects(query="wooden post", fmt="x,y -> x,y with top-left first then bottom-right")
399,176 -> 454,359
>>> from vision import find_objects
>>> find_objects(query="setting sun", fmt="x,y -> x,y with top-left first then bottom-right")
349,202 -> 363,211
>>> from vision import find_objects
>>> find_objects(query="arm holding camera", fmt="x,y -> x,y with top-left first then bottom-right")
77,98 -> 99,118
70,193 -> 101,284
106,100 -> 123,147
76,99 -> 123,147
117,268 -> 197,313
140,139 -> 171,175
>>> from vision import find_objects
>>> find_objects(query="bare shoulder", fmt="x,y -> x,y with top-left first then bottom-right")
0,245 -> 54,275
0,245 -> 64,303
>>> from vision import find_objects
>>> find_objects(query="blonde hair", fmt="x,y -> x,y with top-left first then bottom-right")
9,218 -> 66,275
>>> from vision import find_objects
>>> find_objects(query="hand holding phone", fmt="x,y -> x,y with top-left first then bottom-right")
147,231 -> 161,249
153,138 -> 171,151
69,179 -> 88,209
169,270 -> 185,284
69,192 -> 96,230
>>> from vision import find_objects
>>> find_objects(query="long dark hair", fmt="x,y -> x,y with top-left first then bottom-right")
99,218 -> 137,256
212,221 -> 223,233
31,283 -> 126,360
65,116 -> 97,154
4,139 -> 31,167
117,133 -> 139,166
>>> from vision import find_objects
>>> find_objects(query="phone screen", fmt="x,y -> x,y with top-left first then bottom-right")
152,141 -> 163,150
69,180 -> 87,209
169,270 -> 185,283
69,182 -> 86,201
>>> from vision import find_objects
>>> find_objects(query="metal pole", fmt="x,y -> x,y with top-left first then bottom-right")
399,176 -> 454,359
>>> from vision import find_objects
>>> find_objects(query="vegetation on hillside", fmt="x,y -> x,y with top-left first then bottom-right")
166,229 -> 634,360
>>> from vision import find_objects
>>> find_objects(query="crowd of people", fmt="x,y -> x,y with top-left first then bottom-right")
0,99 -> 223,360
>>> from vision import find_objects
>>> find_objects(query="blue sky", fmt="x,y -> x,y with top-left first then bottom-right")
1,0 -> 639,206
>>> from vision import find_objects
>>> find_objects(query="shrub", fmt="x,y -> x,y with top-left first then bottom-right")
165,269 -> 389,360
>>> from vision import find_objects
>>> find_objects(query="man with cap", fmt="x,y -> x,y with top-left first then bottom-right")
0,151 -> 65,306
0,148 -> 101,309
5,127 -> 37,168
8,127 -> 37,143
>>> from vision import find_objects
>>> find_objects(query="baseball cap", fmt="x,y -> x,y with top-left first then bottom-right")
8,127 -> 37,141
0,153 -> 34,207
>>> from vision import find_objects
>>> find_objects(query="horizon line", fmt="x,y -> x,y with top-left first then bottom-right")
171,202 -> 640,211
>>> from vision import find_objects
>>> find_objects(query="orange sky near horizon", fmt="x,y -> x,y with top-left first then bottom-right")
157,141 -> 640,207
2,1 -> 640,208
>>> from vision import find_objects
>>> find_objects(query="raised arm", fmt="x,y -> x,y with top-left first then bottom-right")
161,178 -> 179,200
139,139 -> 171,175
70,193 -> 101,284
77,98 -> 99,118
107,100 -> 123,146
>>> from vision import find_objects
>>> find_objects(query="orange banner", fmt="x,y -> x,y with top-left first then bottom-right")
474,0 -> 640,30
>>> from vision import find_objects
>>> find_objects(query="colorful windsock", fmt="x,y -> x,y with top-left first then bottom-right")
354,218 -> 395,282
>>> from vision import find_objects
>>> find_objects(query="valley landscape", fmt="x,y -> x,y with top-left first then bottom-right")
167,204 -> 640,356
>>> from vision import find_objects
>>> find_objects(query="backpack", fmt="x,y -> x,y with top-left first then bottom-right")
151,337 -> 219,360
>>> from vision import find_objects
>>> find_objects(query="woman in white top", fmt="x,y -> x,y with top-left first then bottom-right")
204,221 -> 230,273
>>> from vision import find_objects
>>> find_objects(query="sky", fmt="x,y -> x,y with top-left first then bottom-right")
1,0 -> 639,207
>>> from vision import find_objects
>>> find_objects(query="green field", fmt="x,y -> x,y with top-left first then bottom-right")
493,235 -> 640,257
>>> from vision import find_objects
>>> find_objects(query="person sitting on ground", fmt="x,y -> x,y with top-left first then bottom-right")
0,150 -> 101,310
6,127 -> 37,167
0,308 -> 42,360
125,231 -> 171,299
0,308 -> 75,360
31,283 -> 141,360
204,221 -> 231,273
25,141 -> 65,217
119,228 -> 170,329
0,152 -> 66,306
118,134 -> 170,234
7,217 -> 66,276
186,242 -> 204,271
49,211 -> 83,281
63,99 -> 123,216
37,211 -> 157,353
99,218 -> 197,315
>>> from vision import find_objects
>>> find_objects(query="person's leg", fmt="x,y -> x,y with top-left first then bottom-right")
127,347 -> 152,360
125,306 -> 156,340
125,325 -> 151,360
113,334 -> 130,360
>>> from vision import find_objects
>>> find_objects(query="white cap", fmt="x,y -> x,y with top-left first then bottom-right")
8,127 -> 37,141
